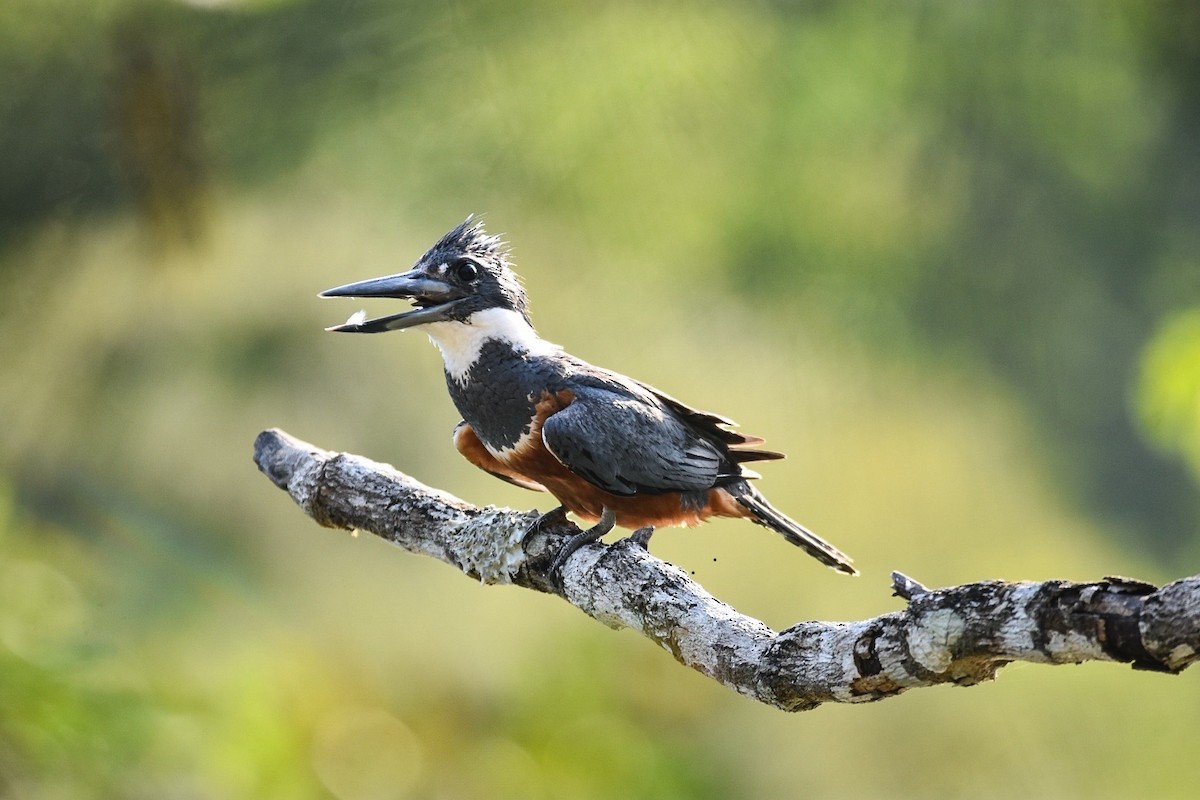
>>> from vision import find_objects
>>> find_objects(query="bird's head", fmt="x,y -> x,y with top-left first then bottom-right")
320,217 -> 530,333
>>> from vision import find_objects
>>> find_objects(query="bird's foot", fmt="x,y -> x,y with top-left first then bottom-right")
621,526 -> 656,551
524,505 -> 570,541
550,507 -> 616,586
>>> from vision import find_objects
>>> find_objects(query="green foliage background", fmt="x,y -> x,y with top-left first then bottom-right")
1,1 -> 1198,797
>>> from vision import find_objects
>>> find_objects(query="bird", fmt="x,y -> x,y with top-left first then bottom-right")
320,217 -> 856,577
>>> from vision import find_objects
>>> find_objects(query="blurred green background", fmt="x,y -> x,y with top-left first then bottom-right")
2,1 -> 1199,797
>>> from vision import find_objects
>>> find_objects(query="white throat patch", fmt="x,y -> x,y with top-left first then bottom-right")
423,308 -> 559,382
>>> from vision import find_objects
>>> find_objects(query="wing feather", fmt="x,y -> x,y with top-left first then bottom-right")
540,389 -> 723,496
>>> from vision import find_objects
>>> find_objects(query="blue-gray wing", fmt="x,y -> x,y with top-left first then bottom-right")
540,389 -> 725,495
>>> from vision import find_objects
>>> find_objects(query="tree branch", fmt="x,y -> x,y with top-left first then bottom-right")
253,428 -> 1200,712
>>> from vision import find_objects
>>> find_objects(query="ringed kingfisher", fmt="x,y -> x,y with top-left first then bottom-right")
321,218 -> 857,577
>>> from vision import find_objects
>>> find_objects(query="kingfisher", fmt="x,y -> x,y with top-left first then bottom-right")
321,218 -> 856,577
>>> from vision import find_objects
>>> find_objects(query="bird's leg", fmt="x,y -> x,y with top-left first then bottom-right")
622,526 -> 656,551
524,504 -> 570,540
550,506 -> 616,580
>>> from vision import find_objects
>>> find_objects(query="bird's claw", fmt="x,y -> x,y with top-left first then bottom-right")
524,505 -> 570,541
622,526 -> 655,551
549,507 -> 616,589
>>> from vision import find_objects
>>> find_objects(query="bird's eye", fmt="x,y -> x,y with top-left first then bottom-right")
454,260 -> 480,283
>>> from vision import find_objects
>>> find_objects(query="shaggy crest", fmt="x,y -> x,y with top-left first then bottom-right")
422,215 -> 511,268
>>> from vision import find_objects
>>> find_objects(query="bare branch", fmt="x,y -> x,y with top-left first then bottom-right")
254,428 -> 1200,712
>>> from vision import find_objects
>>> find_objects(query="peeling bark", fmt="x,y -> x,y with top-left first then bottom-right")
253,428 -> 1200,712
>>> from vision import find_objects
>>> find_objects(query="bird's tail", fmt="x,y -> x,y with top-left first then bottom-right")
728,482 -> 858,576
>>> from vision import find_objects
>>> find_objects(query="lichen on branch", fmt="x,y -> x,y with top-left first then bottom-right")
254,428 -> 1200,712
